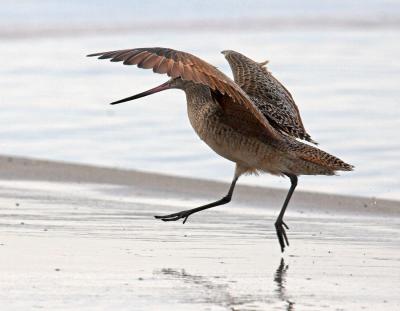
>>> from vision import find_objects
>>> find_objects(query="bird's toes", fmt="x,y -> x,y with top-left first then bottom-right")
154,211 -> 191,223
155,214 -> 178,221
275,221 -> 290,252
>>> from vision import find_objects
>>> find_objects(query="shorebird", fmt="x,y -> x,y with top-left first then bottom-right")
88,47 -> 353,252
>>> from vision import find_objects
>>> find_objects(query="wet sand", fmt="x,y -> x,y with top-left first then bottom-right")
0,155 -> 399,310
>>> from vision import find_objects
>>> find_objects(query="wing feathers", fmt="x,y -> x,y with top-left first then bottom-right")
88,47 -> 282,141
223,50 -> 316,144
154,57 -> 169,74
181,65 -> 193,81
138,54 -> 160,69
124,51 -> 149,65
169,61 -> 181,78
109,50 -> 133,62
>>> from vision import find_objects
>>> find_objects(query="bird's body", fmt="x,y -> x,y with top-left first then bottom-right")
180,79 -> 349,177
88,47 -> 353,252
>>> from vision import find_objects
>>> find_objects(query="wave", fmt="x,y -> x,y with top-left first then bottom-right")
2,16 -> 400,39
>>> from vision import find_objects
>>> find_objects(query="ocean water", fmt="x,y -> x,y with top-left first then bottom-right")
1,1 -> 399,200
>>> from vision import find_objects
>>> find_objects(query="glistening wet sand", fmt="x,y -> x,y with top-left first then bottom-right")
0,156 -> 399,310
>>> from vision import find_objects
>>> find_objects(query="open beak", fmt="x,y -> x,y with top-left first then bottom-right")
110,80 -> 171,105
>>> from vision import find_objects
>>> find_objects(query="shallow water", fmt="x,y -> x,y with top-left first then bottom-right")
1,1 -> 400,200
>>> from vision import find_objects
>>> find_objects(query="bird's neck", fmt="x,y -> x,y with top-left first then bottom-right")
183,83 -> 221,137
184,84 -> 215,110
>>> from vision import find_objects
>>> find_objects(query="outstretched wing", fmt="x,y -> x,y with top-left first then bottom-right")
222,50 -> 317,144
88,47 -> 281,141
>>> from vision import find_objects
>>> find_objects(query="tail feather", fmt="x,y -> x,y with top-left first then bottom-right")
292,141 -> 354,174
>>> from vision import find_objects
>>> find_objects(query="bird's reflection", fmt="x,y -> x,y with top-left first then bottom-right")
274,258 -> 295,310
156,258 -> 295,310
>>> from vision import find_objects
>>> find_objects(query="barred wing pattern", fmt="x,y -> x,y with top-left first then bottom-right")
222,50 -> 317,144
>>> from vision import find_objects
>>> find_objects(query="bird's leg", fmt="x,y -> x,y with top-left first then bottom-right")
275,174 -> 298,252
154,172 -> 240,224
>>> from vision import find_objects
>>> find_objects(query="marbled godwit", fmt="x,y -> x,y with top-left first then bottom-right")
88,48 -> 353,252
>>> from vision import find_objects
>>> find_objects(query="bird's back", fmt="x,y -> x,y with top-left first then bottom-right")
222,50 -> 316,144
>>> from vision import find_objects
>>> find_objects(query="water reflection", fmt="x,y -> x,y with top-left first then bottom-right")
156,268 -> 262,311
274,258 -> 295,310
156,259 -> 295,310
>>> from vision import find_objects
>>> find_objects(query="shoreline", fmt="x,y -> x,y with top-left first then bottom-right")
1,155 -> 398,217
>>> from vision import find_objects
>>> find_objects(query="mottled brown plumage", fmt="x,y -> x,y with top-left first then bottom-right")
88,47 -> 353,252
222,50 -> 316,144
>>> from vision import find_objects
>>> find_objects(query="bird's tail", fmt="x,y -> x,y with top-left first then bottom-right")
289,140 -> 354,175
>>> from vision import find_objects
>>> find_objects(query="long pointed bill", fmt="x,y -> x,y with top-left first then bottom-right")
110,81 -> 171,105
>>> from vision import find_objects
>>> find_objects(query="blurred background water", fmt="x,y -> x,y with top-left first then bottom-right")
1,0 -> 399,200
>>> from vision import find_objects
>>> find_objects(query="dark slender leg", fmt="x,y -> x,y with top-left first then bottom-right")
275,174 -> 298,253
154,174 -> 239,224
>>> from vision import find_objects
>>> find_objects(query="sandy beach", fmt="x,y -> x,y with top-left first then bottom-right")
0,155 -> 399,310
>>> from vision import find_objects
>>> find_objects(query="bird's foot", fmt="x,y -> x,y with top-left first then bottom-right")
154,209 -> 195,224
275,220 -> 290,253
